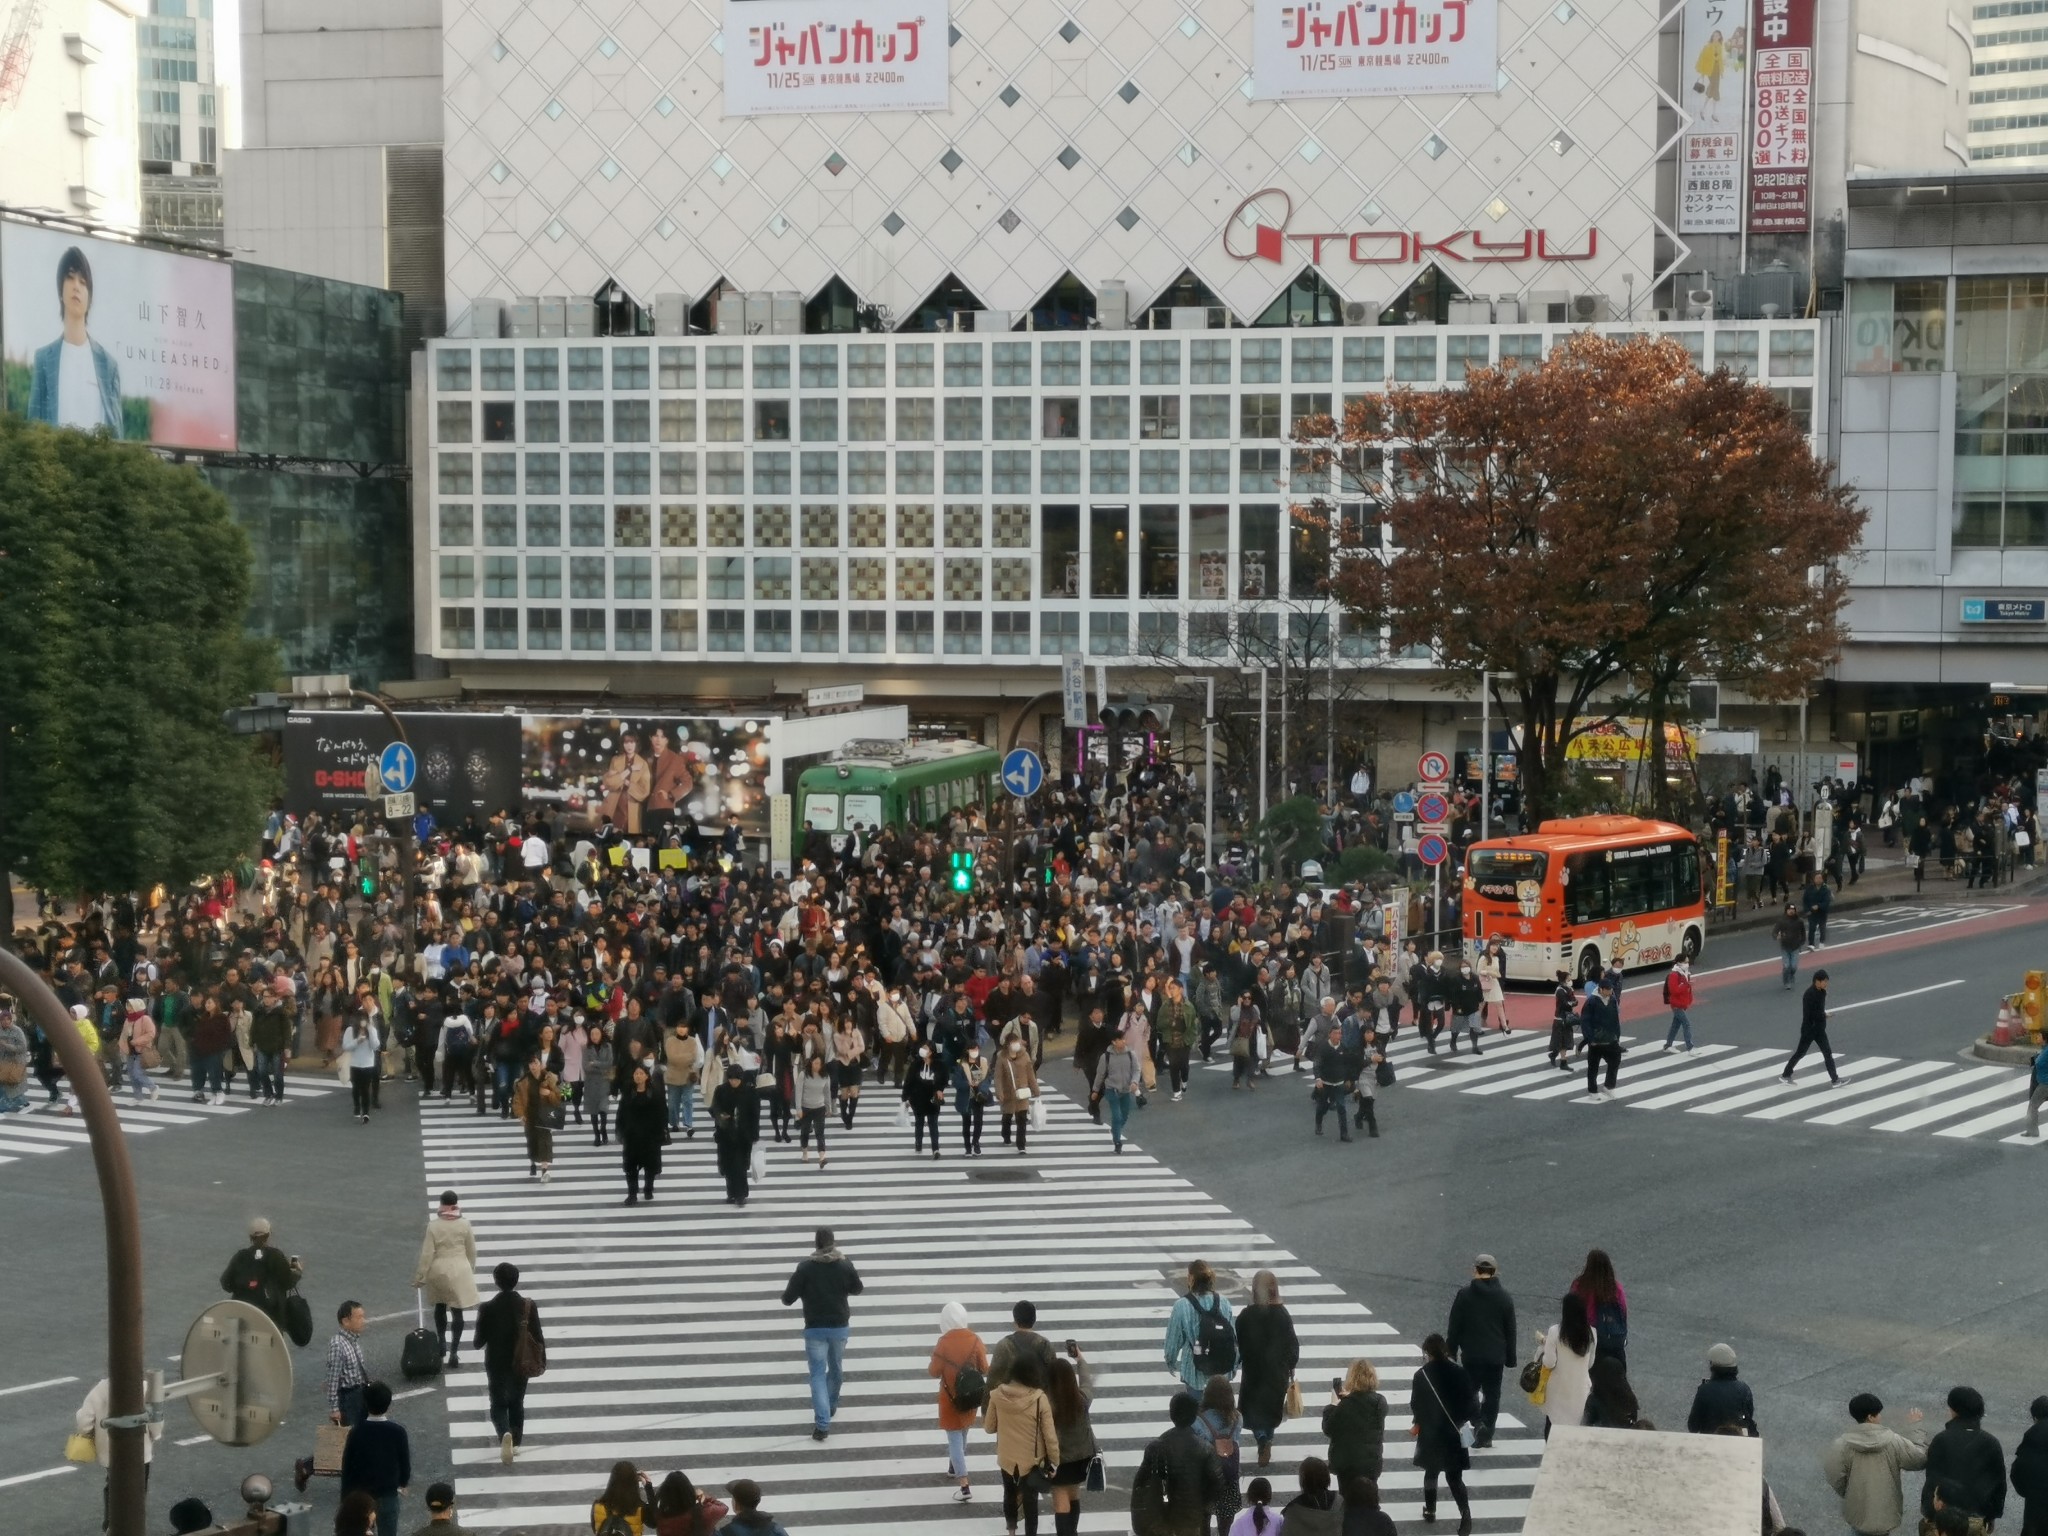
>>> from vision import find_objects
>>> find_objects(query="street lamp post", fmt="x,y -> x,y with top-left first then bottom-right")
1480,670 -> 1491,842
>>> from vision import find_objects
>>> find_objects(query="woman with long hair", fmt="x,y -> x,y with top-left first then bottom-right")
650,1469 -> 727,1536
1409,1333 -> 1475,1534
334,1490 -> 378,1536
584,1022 -> 616,1145
983,1348 -> 1058,1536
512,1053 -> 560,1182
590,1460 -> 651,1533
1337,1474 -> 1396,1536
1568,1248 -> 1629,1363
1227,1477 -> 1280,1536
1046,1348 -> 1098,1536
1195,1374 -> 1245,1533
1235,1269 -> 1300,1468
796,1052 -> 832,1168
832,1010 -> 866,1129
1537,1294 -> 1597,1436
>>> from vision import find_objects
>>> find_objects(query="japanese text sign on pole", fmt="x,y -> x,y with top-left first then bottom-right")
1748,0 -> 1813,233
1062,654 -> 1087,729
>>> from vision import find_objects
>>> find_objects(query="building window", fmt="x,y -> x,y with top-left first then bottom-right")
895,504 -> 934,546
847,344 -> 886,388
660,610 -> 697,651
1089,611 -> 1130,655
525,401 -> 560,442
1241,504 -> 1280,597
568,453 -> 605,494
754,610 -> 792,651
616,608 -> 652,651
1138,609 -> 1177,655
661,504 -> 697,546
1042,398 -> 1081,438
1041,611 -> 1080,654
755,503 -> 791,545
1138,449 -> 1179,494
1189,611 -> 1229,657
1190,449 -> 1230,493
1240,448 -> 1283,494
754,451 -> 792,495
992,450 -> 1031,493
943,611 -> 983,654
1090,504 -> 1129,593
847,451 -> 886,493
1500,334 -> 1543,367
754,346 -> 791,389
479,348 -> 515,390
1769,330 -> 1816,378
1041,504 -> 1079,597
708,506 -> 746,546
571,607 -> 607,650
612,347 -> 650,390
705,400 -> 743,442
1394,335 -> 1438,381
1292,336 -> 1334,382
847,398 -> 886,440
659,452 -> 696,493
437,400 -> 472,443
570,508 -> 605,551
992,396 -> 1032,440
1192,338 -> 1232,384
897,611 -> 935,653
437,453 -> 473,494
1091,340 -> 1130,384
1447,335 -> 1489,381
478,454 -> 514,494
483,555 -> 518,598
896,450 -> 935,494
1090,396 -> 1130,440
945,396 -> 984,441
438,555 -> 474,598
943,342 -> 983,387
707,609 -> 745,651
801,610 -> 839,652
705,452 -> 744,495
1041,449 -> 1080,494
660,556 -> 698,599
526,504 -> 561,545
1191,396 -> 1230,439
848,610 -> 886,651
658,345 -> 696,388
1342,335 -> 1385,382
438,505 -> 473,546
567,347 -> 604,390
1290,392 -> 1332,432
440,606 -> 476,649
800,451 -> 839,494
1241,394 -> 1281,438
614,453 -> 650,494
1140,339 -> 1181,385
523,347 -> 558,391
944,504 -> 983,548
895,343 -> 934,388
992,612 -> 1030,653
756,399 -> 791,441
528,608 -> 563,649
437,349 -> 471,391
1242,338 -> 1282,383
801,556 -> 839,599
1139,505 -> 1180,597
800,344 -> 839,389
1090,449 -> 1130,493
1769,385 -> 1815,434
570,555 -> 606,599
705,345 -> 743,389
945,556 -> 983,601
482,400 -> 516,441
525,453 -> 560,494
1338,612 -> 1377,658
613,399 -> 650,441
800,397 -> 839,442
475,504 -> 513,546
896,397 -> 935,440
707,555 -> 745,598
993,341 -> 1031,386
1714,330 -> 1759,376
523,556 -> 561,597
615,555 -> 652,599
1140,396 -> 1180,439
1042,340 -> 1081,385
754,556 -> 792,600
569,399 -> 605,443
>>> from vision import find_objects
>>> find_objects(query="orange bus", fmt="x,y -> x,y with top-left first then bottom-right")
1462,815 -> 1707,983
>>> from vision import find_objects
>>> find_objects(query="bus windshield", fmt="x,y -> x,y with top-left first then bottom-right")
1468,849 -> 1548,902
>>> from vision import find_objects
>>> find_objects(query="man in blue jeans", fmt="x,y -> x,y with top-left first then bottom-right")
779,1227 -> 864,1441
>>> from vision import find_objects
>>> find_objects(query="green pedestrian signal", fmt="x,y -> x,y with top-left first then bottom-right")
949,849 -> 976,893
360,873 -> 376,897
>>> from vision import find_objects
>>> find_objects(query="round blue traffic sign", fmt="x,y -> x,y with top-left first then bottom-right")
1001,747 -> 1045,798
1416,833 -> 1449,866
1415,792 -> 1450,825
376,741 -> 417,795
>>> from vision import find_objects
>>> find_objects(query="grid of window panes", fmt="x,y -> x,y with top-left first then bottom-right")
426,324 -> 1826,658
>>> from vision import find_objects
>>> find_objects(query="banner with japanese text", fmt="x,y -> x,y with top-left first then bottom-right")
1251,0 -> 1499,101
723,0 -> 948,116
1748,0 -> 1814,233
1678,0 -> 1749,233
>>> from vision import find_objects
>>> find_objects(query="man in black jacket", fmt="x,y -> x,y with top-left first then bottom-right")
1131,1390 -> 1225,1536
219,1217 -> 297,1326
780,1228 -> 864,1441
1782,969 -> 1841,1085
1311,1025 -> 1354,1143
711,1061 -> 762,1206
471,1262 -> 543,1464
1921,1385 -> 2007,1527
1445,1255 -> 1516,1448
1581,980 -> 1623,1099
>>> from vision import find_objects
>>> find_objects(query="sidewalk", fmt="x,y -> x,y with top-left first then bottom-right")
1712,849 -> 2048,936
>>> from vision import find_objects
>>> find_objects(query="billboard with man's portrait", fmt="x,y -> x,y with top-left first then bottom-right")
0,219 -> 237,450
522,715 -> 775,837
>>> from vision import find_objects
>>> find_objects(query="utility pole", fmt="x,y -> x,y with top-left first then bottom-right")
348,689 -> 417,963
1481,671 -> 1491,842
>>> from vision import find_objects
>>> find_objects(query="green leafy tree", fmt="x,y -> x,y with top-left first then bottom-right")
0,417 -> 278,897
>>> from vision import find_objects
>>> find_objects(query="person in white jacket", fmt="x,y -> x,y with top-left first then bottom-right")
1535,1298 -> 1597,1439
76,1375 -> 163,1530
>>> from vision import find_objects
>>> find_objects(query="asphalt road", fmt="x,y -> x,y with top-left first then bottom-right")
3,888 -> 2044,1534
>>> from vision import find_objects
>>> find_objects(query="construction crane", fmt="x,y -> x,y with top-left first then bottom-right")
0,0 -> 47,110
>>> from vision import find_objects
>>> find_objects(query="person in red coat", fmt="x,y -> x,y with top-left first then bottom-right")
1661,959 -> 1696,1052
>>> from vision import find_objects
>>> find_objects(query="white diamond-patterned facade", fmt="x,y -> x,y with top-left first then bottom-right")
440,0 -> 1666,326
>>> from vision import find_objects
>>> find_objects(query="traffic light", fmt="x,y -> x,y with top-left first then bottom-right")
1097,700 -> 1172,735
359,872 -> 377,898
949,849 -> 976,893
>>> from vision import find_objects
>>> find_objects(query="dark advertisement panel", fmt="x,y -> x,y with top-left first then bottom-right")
284,711 -> 522,820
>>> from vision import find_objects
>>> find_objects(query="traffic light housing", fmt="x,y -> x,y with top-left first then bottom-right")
949,849 -> 976,893
359,873 -> 377,897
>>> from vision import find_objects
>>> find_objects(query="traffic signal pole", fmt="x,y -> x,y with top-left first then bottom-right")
349,690 -> 416,963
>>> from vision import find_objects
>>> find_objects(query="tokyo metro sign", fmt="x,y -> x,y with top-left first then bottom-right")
1221,188 -> 1599,266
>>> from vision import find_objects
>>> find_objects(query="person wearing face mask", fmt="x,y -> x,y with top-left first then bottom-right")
875,984 -> 915,1086
952,1040 -> 994,1155
902,1043 -> 947,1159
996,1033 -> 1041,1155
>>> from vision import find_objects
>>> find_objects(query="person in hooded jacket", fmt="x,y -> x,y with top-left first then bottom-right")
1131,1390 -> 1225,1536
903,1041 -> 948,1158
1922,1386 -> 2007,1529
1686,1343 -> 1757,1436
1823,1392 -> 1928,1536
710,1060 -> 761,1206
930,1301 -> 989,1504
2011,1395 -> 2048,1536
615,1061 -> 665,1204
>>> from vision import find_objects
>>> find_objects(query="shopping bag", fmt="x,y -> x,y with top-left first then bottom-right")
1284,1379 -> 1303,1419
895,1101 -> 910,1132
1029,1098 -> 1047,1132
313,1422 -> 350,1475
750,1142 -> 767,1183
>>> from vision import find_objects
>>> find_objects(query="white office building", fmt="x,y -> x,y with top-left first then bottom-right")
0,0 -> 143,229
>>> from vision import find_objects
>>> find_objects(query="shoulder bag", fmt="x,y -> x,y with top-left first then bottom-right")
1021,1395 -> 1058,1494
513,1299 -> 547,1378
1421,1364 -> 1476,1449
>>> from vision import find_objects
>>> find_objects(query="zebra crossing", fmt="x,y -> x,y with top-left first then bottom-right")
418,1090 -> 1546,1534
0,1068 -> 350,1165
1231,1021 -> 2042,1145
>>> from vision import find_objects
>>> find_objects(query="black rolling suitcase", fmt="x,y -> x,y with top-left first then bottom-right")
401,1289 -> 442,1379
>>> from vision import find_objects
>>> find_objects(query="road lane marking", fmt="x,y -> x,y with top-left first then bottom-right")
0,1466 -> 77,1488
0,1376 -> 79,1398
1829,980 -> 1965,1014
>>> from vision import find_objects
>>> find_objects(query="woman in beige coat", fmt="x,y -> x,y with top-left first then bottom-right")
994,1037 -> 1041,1155
983,1350 -> 1059,1536
412,1189 -> 480,1368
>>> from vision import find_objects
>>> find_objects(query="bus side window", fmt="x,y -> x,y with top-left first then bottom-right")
1565,854 -> 1611,924
1643,850 -> 1678,914
1675,844 -> 1702,901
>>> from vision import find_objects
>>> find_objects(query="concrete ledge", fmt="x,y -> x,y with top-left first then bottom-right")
1973,1034 -> 2041,1065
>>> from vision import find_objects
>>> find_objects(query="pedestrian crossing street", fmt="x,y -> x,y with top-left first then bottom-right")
0,1068 -> 349,1165
418,1092 -> 1545,1534
1205,1023 -> 2042,1145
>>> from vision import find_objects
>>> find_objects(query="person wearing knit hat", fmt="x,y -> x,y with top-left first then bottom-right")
219,1218 -> 295,1328
1687,1342 -> 1758,1436
168,1496 -> 213,1533
412,1188 -> 480,1370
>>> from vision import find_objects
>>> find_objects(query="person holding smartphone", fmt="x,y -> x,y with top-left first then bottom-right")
1320,1359 -> 1388,1494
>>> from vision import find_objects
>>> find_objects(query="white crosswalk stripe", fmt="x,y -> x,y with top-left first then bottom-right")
0,1069 -> 348,1162
418,1090 -> 1543,1533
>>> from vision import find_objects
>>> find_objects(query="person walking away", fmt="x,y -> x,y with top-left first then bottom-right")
1922,1386 -> 2007,1532
930,1302 -> 990,1503
339,1381 -> 412,1536
2010,1395 -> 2048,1536
796,1053 -> 832,1167
1090,1026 -> 1140,1153
220,1217 -> 298,1329
1662,959 -> 1696,1052
76,1375 -> 163,1531
649,1471 -> 728,1536
412,1191 -> 480,1369
1686,1343 -> 1757,1435
513,1054 -> 561,1182
1580,979 -> 1623,1101
616,1062 -> 665,1204
590,1461 -> 651,1534
1410,1333 -> 1476,1534
780,1227 -> 864,1441
663,1019 -> 700,1136
1235,1270 -> 1300,1469
1321,1360 -> 1388,1495
983,1349 -> 1060,1536
413,1480 -> 468,1532
711,1060 -> 761,1205
988,1299 -> 1059,1390
996,1034 -> 1040,1154
1279,1458 -> 1343,1536
1773,904 -> 1806,990
471,1262 -> 543,1463
1802,871 -> 1833,950
1546,970 -> 1577,1071
2023,1042 -> 2048,1138
1166,1260 -> 1237,1392
1570,1248 -> 1630,1364
1131,1390 -> 1225,1536
1823,1392 -> 1928,1536
1228,1478 -> 1282,1536
721,1479 -> 791,1536
1445,1255 -> 1515,1448
902,1042 -> 947,1159
1046,1347 -> 1098,1535
1536,1296 -> 1597,1439
1193,1375 -> 1246,1533
1782,969 -> 1841,1085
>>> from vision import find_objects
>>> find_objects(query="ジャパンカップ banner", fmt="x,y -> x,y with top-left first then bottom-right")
1251,0 -> 1499,100
0,220 -> 236,451
724,0 -> 949,116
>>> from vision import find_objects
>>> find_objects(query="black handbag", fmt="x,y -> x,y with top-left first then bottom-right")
1085,1454 -> 1106,1493
1375,1058 -> 1396,1087
1021,1407 -> 1057,1494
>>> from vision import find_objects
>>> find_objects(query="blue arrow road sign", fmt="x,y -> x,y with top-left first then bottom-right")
377,741 -> 417,795
1002,747 -> 1045,798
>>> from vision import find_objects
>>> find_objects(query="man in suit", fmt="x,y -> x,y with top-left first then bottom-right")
26,245 -> 123,435
645,727 -> 696,819
471,1262 -> 543,1463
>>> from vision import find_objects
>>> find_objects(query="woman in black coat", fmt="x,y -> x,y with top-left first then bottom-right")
710,1061 -> 762,1206
1236,1269 -> 1301,1466
615,1062 -> 665,1205
2012,1394 -> 2048,1536
900,1043 -> 946,1158
1321,1359 -> 1388,1487
1410,1333 -> 1475,1532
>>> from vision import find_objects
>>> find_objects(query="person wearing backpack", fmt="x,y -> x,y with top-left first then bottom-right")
589,1460 -> 651,1535
1165,1259 -> 1237,1392
929,1301 -> 990,1504
1193,1375 -> 1246,1533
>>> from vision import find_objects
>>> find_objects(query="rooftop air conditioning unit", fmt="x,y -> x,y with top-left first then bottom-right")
470,298 -> 506,338
1494,296 -> 1524,324
1447,298 -> 1491,325
506,298 -> 539,337
771,292 -> 803,334
1172,305 -> 1213,330
973,309 -> 1011,331
1341,300 -> 1374,326
564,298 -> 598,337
1530,289 -> 1571,324
653,293 -> 689,336
1097,280 -> 1129,330
743,292 -> 774,334
1572,293 -> 1610,323
537,296 -> 568,337
1654,306 -> 1676,322
1686,287 -> 1715,320
715,294 -> 744,335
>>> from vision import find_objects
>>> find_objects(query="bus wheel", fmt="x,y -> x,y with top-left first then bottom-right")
1680,927 -> 1703,962
1576,945 -> 1603,982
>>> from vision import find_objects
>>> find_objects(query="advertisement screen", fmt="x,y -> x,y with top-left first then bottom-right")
724,0 -> 949,117
0,220 -> 237,450
1251,0 -> 1498,101
522,715 -> 774,837
283,712 -> 523,821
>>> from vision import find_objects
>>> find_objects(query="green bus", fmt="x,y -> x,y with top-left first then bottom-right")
795,738 -> 1004,834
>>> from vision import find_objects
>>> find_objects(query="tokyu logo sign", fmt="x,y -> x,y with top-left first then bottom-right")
1222,188 -> 1598,265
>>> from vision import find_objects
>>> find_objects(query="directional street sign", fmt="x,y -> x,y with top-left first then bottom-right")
1417,750 -> 1451,784
1002,747 -> 1045,798
1415,792 -> 1451,825
1391,791 -> 1416,816
376,740 -> 417,795
1416,833 -> 1450,866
